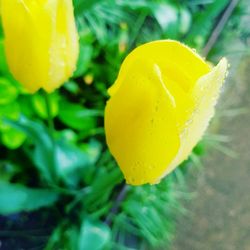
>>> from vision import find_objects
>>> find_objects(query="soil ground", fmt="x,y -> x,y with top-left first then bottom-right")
170,54 -> 250,250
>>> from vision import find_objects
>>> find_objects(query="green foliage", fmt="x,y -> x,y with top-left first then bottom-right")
0,77 -> 18,105
31,92 -> 59,119
0,181 -> 59,215
112,174 -> 187,249
78,218 -> 111,250
1,127 -> 26,149
185,0 -> 231,50
0,0 -> 244,249
3,116 -> 96,187
58,100 -> 101,132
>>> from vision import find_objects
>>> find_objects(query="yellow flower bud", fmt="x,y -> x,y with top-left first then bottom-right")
105,40 -> 228,186
1,0 -> 79,93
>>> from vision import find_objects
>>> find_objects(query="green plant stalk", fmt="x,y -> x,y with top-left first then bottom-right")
105,183 -> 129,226
202,0 -> 240,56
42,90 -> 55,138
42,90 -> 57,183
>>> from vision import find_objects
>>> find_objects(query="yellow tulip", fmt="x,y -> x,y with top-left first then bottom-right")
105,40 -> 228,186
1,0 -> 79,93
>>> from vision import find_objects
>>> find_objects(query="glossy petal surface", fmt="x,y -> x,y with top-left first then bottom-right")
105,40 -> 228,185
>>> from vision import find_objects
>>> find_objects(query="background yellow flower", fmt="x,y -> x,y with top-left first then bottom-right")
1,0 -> 79,93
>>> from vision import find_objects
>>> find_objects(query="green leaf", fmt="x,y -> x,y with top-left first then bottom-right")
0,39 -> 9,74
45,224 -> 79,250
58,101 -> 102,131
193,142 -> 206,156
0,77 -> 18,105
80,140 -> 102,185
152,3 -> 178,33
59,129 -> 78,143
0,20 -> 3,37
117,0 -> 151,10
63,80 -> 80,94
4,116 -> 94,186
74,0 -> 102,14
4,117 -> 55,182
0,161 -> 21,182
79,218 -> 111,250
0,102 -> 20,130
32,92 -> 59,119
55,139 -> 92,187
179,7 -> 192,35
186,0 -> 230,49
84,168 -> 123,209
0,181 -> 59,215
1,127 -> 26,149
80,139 -> 102,165
74,44 -> 93,77
18,95 -> 35,117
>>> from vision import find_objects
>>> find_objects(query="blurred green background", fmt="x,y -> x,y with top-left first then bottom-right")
0,0 -> 249,249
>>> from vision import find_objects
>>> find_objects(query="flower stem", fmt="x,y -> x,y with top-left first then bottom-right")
42,90 -> 55,139
105,183 -> 129,226
42,90 -> 57,182
203,0 -> 240,57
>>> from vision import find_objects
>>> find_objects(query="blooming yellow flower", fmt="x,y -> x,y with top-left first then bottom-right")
105,40 -> 228,186
1,0 -> 79,93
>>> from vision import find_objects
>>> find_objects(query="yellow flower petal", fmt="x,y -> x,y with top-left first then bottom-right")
105,58 -> 180,185
160,57 -> 228,178
108,40 -> 210,96
1,0 -> 79,93
105,40 -> 228,186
